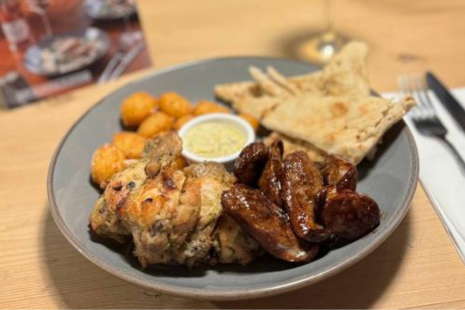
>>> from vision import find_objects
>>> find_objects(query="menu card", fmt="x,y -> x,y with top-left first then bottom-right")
0,0 -> 151,109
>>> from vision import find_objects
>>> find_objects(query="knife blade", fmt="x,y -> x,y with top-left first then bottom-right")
426,71 -> 465,132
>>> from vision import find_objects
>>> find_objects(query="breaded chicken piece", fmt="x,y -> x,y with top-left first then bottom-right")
89,132 -> 184,246
213,215 -> 261,265
90,132 -> 259,267
89,160 -> 148,243
126,167 -> 198,267
175,162 -> 236,266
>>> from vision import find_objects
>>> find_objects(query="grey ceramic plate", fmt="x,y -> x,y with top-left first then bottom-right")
48,57 -> 419,300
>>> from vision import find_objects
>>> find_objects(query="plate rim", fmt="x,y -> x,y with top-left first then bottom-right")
47,56 -> 419,300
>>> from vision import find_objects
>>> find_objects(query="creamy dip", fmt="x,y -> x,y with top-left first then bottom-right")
184,122 -> 247,158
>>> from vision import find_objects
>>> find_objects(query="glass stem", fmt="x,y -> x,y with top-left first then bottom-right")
324,0 -> 333,34
40,13 -> 53,38
123,15 -> 131,33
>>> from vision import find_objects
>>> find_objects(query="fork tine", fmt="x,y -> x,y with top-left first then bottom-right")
416,76 -> 436,111
410,74 -> 435,119
397,75 -> 409,96
408,74 -> 421,103
410,75 -> 425,107
400,74 -> 425,118
398,75 -> 419,118
414,74 -> 438,120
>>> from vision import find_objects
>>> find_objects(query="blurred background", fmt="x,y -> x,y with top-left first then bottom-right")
1,0 -> 463,107
0,0 -> 151,108
140,0 -> 464,92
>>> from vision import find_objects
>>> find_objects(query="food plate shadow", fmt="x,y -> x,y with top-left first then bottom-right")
214,210 -> 412,308
137,256 -> 300,278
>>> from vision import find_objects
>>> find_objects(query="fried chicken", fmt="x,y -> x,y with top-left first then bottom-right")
175,162 -> 236,266
90,132 -> 259,267
89,160 -> 147,243
213,215 -> 261,265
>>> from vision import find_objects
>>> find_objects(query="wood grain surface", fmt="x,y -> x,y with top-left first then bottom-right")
1,0 -> 465,308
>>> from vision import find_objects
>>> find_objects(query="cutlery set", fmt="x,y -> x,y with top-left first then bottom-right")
398,72 -> 465,173
398,71 -> 465,264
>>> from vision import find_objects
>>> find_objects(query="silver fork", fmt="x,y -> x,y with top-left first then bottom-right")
398,74 -> 465,175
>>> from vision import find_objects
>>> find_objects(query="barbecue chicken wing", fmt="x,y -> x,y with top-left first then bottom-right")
222,184 -> 319,263
258,140 -> 284,207
318,155 -> 357,191
233,142 -> 268,186
318,185 -> 380,240
282,151 -> 330,242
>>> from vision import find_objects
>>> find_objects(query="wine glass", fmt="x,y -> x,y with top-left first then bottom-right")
297,0 -> 345,64
26,0 -> 52,39
120,0 -> 142,47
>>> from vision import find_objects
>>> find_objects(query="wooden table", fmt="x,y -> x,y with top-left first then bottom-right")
1,0 -> 465,308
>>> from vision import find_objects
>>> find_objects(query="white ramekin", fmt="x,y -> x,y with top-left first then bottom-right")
177,113 -> 256,168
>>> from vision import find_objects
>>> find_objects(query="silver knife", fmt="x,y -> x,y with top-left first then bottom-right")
107,41 -> 145,81
426,71 -> 465,132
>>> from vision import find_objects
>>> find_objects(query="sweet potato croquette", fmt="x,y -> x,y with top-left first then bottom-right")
193,100 -> 231,115
113,132 -> 147,159
91,144 -> 126,188
120,92 -> 158,127
239,113 -> 260,131
173,115 -> 195,130
137,112 -> 174,138
159,92 -> 193,118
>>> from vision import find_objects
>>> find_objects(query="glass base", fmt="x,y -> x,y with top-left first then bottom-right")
296,31 -> 345,65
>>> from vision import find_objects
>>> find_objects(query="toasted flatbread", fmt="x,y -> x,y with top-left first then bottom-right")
214,41 -> 416,164
261,95 -> 415,164
215,41 -> 370,105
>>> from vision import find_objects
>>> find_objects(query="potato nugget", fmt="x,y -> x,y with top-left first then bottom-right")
113,132 -> 147,159
91,144 -> 126,189
159,92 -> 193,118
120,92 -> 158,127
137,112 -> 174,138
193,100 -> 231,116
173,115 -> 195,130
239,113 -> 260,131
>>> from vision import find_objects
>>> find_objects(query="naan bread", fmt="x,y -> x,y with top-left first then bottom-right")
262,95 -> 415,164
214,41 -> 416,164
215,41 -> 370,106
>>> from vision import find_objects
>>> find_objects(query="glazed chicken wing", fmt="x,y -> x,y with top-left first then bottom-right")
318,185 -> 380,240
233,142 -> 268,186
258,140 -> 284,207
222,184 -> 319,263
282,151 -> 329,242
318,155 -> 357,191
